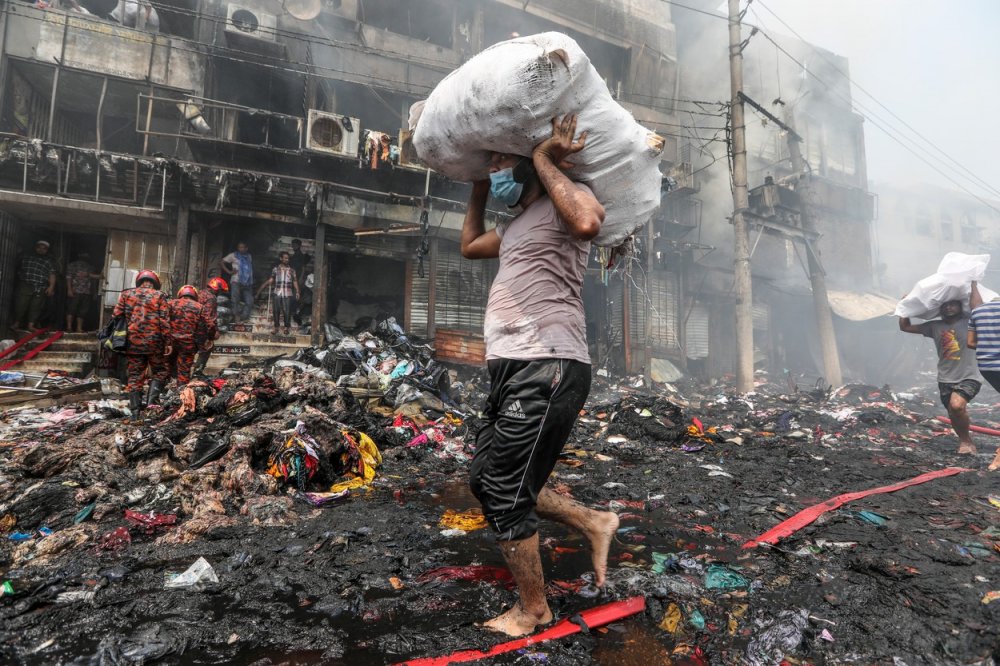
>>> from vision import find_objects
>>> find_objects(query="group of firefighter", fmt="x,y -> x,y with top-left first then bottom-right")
112,269 -> 229,413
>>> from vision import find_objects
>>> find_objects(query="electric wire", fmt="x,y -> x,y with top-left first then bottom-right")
754,26 -> 1000,214
754,0 -> 1000,202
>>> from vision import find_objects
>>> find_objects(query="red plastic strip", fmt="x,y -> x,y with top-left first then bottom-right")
742,467 -> 969,549
0,328 -> 49,362
0,331 -> 63,371
393,596 -> 646,666
937,416 -> 1000,437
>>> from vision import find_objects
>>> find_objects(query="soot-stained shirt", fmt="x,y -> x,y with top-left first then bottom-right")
484,185 -> 591,365
922,315 -> 979,383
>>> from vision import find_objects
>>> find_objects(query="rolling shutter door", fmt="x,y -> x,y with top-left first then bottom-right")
104,230 -> 174,308
685,303 -> 709,359
752,302 -> 770,332
434,241 -> 497,333
408,268 -> 429,337
629,270 -> 680,350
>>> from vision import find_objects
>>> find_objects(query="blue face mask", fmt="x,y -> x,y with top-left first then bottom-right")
489,168 -> 524,207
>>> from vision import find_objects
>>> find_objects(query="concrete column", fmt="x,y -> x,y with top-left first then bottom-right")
310,220 -> 327,346
186,215 -> 206,286
171,198 -> 190,291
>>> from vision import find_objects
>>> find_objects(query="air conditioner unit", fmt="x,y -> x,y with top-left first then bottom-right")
397,129 -> 423,169
225,4 -> 277,42
306,110 -> 360,157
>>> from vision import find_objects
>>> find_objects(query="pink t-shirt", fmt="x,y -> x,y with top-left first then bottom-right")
484,189 -> 591,364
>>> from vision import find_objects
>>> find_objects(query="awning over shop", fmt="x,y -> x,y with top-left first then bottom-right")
827,289 -> 899,321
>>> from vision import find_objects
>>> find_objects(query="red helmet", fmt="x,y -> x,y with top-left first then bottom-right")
207,277 -> 228,292
177,285 -> 198,299
135,270 -> 161,289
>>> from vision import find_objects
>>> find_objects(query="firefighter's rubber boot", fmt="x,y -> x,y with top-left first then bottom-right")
128,392 -> 143,415
146,380 -> 164,407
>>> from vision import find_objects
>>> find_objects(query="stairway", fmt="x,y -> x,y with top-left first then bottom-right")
3,332 -> 96,377
204,308 -> 311,374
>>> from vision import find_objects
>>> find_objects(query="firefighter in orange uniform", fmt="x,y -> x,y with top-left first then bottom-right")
193,276 -> 225,375
112,270 -> 170,413
167,285 -> 207,386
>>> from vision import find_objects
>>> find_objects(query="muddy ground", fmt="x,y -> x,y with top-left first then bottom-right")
2,368 -> 1000,666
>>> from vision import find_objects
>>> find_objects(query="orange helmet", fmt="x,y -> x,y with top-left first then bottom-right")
207,277 -> 228,292
177,285 -> 198,299
135,270 -> 161,289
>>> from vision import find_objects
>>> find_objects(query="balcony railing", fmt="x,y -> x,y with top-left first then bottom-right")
0,133 -> 168,210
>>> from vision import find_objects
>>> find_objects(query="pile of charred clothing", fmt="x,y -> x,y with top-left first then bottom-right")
1,368 -> 999,665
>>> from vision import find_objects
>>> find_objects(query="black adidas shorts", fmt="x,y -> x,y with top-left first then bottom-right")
469,358 -> 591,541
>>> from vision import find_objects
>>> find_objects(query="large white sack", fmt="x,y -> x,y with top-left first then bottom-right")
410,32 -> 665,247
894,252 -> 998,319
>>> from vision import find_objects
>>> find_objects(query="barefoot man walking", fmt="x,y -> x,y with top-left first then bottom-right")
462,114 -> 619,637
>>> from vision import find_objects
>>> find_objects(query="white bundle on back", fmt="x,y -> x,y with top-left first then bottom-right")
410,32 -> 665,248
894,252 -> 998,319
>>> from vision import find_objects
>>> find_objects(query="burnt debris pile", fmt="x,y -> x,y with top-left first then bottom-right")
1,363 -> 1000,664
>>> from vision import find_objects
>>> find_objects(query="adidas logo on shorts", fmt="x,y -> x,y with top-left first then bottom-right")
502,400 -> 527,420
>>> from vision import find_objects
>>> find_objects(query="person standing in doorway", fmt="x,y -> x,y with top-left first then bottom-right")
11,240 -> 57,333
113,270 -> 170,414
256,251 -> 299,335
221,242 -> 254,324
899,291 -> 981,455
289,238 -> 309,326
65,251 -> 101,333
461,115 -> 618,636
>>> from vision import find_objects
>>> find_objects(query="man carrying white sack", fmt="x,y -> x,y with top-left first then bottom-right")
462,114 -> 619,636
966,282 -> 1000,470
899,291 -> 980,456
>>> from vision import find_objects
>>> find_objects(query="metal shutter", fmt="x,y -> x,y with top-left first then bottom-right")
752,302 -> 770,332
685,303 -> 709,359
630,270 -> 680,350
434,241 -> 497,333
409,269 -> 429,337
104,230 -> 174,307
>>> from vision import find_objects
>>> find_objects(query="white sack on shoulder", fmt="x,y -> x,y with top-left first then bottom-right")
894,252 -> 997,319
410,32 -> 665,248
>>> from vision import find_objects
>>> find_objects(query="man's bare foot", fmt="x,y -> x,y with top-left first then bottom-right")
958,442 -> 977,455
587,511 -> 619,588
989,452 -> 1000,471
481,602 -> 552,637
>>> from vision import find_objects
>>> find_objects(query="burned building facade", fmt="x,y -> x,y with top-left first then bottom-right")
873,182 -> 1000,294
668,6 -> 878,383
0,0 -> 875,381
0,0 -> 687,370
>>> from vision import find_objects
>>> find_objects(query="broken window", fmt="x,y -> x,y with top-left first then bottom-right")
914,216 -> 933,237
359,0 -> 455,49
960,219 -> 979,245
482,3 -> 629,94
940,216 -> 953,241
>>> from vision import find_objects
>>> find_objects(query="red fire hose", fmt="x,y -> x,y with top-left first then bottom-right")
742,466 -> 970,549
0,328 -> 49,362
394,596 -> 647,666
936,416 -> 1000,437
0,331 -> 63,372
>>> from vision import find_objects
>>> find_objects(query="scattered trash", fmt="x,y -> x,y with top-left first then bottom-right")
981,591 -> 1000,605
164,557 -> 219,589
124,510 -> 178,534
704,564 -> 750,591
438,509 -> 488,532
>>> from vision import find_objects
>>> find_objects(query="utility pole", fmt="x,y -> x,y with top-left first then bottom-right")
728,0 -> 755,392
784,114 -> 844,387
